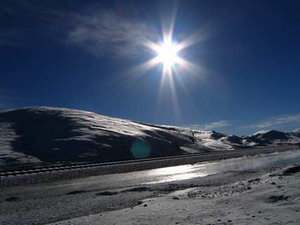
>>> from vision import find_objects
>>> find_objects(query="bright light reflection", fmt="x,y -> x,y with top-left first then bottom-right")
144,150 -> 300,185
145,164 -> 210,184
148,164 -> 197,175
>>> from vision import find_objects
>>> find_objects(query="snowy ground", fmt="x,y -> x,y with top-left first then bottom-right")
1,149 -> 300,225
49,164 -> 300,225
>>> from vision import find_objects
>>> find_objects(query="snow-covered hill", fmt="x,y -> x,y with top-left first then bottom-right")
0,107 -> 299,166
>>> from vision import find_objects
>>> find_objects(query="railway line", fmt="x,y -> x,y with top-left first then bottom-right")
0,145 -> 296,179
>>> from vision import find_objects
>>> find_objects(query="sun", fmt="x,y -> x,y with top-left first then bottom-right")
135,12 -> 202,79
145,38 -> 183,76
126,6 -> 205,119
155,40 -> 180,69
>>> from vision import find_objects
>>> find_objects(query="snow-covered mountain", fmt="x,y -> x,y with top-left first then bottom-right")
0,107 -> 299,166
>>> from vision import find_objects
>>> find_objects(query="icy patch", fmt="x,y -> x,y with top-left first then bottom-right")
143,150 -> 300,184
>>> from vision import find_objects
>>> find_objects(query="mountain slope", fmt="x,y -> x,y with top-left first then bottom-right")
0,107 -> 299,166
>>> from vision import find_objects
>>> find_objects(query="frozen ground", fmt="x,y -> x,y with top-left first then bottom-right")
0,107 -> 299,166
50,161 -> 300,225
1,150 -> 300,225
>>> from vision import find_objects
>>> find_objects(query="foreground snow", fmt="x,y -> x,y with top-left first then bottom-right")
0,107 -> 299,166
50,164 -> 300,225
1,151 -> 299,225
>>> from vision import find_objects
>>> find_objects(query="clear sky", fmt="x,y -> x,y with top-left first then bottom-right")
0,0 -> 300,135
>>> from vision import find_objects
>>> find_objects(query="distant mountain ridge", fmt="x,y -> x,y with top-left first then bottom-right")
0,107 -> 299,166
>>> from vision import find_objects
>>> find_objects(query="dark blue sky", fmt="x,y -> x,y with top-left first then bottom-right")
1,0 -> 300,135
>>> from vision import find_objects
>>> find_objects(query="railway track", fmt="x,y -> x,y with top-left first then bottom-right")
0,151 -> 229,177
0,146 -> 296,178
